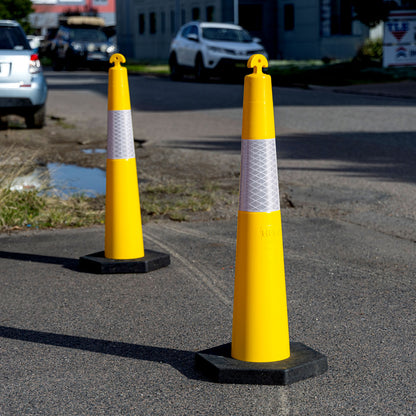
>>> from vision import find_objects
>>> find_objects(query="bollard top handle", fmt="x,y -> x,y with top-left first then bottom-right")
247,54 -> 268,75
110,53 -> 126,67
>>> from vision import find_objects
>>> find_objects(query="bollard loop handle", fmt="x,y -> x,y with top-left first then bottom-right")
110,53 -> 126,67
247,54 -> 268,74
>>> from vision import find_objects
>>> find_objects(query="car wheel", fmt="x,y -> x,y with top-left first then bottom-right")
195,55 -> 207,82
169,53 -> 182,81
25,105 -> 46,129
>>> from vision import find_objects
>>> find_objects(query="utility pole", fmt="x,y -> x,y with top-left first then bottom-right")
234,0 -> 239,24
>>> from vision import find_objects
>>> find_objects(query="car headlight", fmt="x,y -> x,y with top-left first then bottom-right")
72,42 -> 83,51
208,46 -> 227,54
106,44 -> 117,54
87,43 -> 96,52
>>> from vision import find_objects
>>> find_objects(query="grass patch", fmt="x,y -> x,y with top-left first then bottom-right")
125,60 -> 169,75
267,59 -> 416,87
0,187 -> 105,231
0,149 -> 228,231
140,182 -> 216,221
0,152 -> 105,232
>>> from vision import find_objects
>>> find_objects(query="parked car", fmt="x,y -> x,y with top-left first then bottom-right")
0,20 -> 47,128
50,16 -> 117,71
169,21 -> 268,81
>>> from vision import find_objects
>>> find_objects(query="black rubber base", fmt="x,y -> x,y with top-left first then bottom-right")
195,342 -> 327,385
79,250 -> 170,274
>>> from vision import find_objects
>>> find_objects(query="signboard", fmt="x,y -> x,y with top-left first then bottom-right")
383,10 -> 416,67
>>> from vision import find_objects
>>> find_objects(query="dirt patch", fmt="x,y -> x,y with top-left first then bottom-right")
0,115 -> 244,223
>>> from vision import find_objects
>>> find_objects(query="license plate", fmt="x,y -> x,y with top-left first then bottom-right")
88,53 -> 105,61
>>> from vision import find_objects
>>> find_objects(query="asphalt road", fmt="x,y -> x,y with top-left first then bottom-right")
1,71 -> 415,415
44,70 -> 416,239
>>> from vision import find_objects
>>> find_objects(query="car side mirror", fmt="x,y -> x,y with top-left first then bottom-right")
252,37 -> 261,43
187,33 -> 199,42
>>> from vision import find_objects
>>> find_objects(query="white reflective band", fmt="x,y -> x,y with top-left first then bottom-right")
239,138 -> 280,212
107,110 -> 135,159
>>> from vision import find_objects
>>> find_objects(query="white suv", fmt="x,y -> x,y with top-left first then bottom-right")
169,21 -> 267,81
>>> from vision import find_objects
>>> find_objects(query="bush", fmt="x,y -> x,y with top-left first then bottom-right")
354,38 -> 383,66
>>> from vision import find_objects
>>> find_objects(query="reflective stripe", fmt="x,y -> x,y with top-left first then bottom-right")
239,138 -> 280,212
107,110 -> 135,159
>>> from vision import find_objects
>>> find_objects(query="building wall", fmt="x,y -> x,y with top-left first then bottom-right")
277,0 -> 368,60
117,0 -> 369,62
117,0 -> 224,60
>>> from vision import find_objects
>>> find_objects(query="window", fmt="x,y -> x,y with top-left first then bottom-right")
170,10 -> 176,33
192,8 -> 200,20
206,6 -> 214,22
139,13 -> 145,35
161,11 -> 166,34
150,12 -> 156,34
284,4 -> 295,31
330,0 -> 352,35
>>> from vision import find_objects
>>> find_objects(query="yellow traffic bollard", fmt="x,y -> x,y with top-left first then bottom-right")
231,54 -> 290,363
105,53 -> 144,260
195,55 -> 327,384
79,54 -> 170,274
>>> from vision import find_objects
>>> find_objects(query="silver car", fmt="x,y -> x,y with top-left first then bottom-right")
0,20 -> 48,128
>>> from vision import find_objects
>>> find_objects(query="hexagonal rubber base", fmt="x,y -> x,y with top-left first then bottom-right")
79,250 -> 170,274
195,342 -> 327,385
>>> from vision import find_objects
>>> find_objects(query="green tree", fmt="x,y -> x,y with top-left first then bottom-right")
352,0 -> 416,28
0,0 -> 33,32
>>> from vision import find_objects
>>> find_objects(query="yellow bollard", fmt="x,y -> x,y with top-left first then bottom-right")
79,54 -> 170,274
195,55 -> 327,384
105,53 -> 144,260
231,54 -> 290,362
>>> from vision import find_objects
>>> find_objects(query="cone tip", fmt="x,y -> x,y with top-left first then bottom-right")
247,54 -> 268,74
110,53 -> 126,67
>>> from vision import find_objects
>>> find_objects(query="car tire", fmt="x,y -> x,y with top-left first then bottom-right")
195,55 -> 208,82
169,53 -> 182,81
25,105 -> 46,129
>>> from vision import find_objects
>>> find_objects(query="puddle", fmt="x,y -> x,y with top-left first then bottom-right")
82,148 -> 106,154
11,163 -> 106,197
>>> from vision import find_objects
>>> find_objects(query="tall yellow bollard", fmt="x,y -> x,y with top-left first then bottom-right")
105,53 -> 144,260
195,55 -> 327,384
79,54 -> 170,274
231,54 -> 290,363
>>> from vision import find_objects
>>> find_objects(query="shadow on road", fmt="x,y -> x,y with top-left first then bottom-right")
45,71 -> 416,113
170,130 -> 416,184
0,326 -> 204,381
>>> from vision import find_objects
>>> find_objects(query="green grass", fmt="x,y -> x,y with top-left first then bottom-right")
267,60 -> 416,87
140,182 -> 216,222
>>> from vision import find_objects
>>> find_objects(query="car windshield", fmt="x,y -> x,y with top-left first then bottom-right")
202,27 -> 252,43
68,27 -> 108,42
0,26 -> 30,50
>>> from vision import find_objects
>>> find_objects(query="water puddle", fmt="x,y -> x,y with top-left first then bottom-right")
11,163 -> 106,197
82,148 -> 106,154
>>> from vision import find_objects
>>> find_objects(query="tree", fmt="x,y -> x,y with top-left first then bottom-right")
0,0 -> 33,32
352,0 -> 416,28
